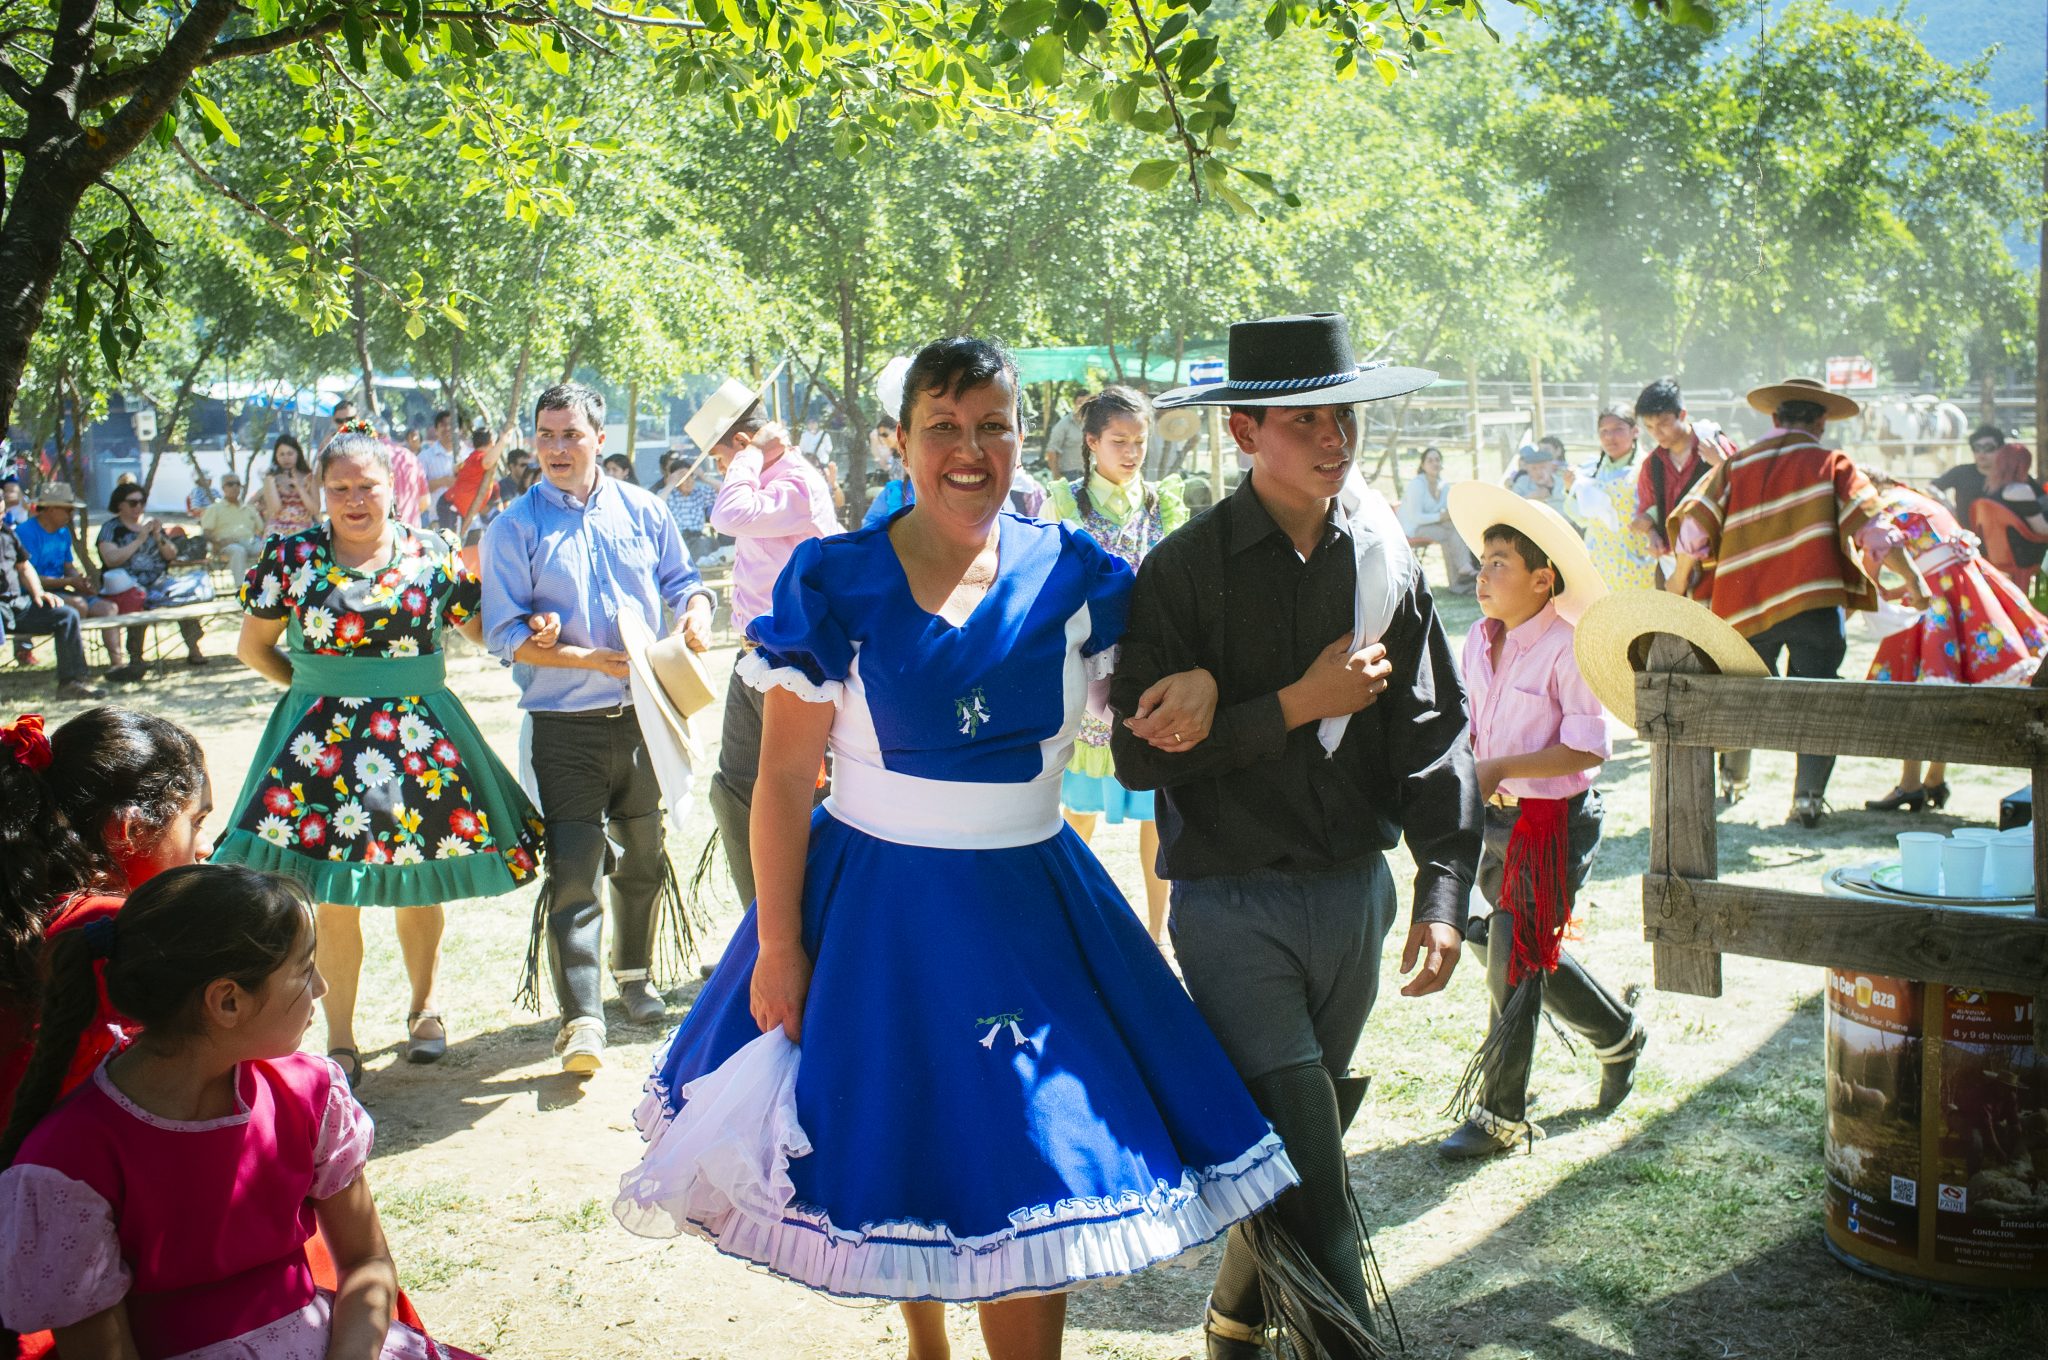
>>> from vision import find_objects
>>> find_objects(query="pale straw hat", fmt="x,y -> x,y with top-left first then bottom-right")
1572,590 -> 1768,728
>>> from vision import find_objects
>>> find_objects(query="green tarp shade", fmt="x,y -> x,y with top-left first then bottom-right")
1009,344 -> 1226,387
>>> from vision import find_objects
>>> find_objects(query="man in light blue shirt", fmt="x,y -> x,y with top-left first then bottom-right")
481,381 -> 714,1074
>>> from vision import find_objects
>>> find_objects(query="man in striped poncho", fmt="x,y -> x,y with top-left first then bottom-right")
1666,377 -> 1929,827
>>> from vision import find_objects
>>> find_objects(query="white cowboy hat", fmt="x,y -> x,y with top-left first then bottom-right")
1448,481 -> 1608,625
875,356 -> 912,425
618,612 -> 713,771
685,378 -> 765,456
1572,590 -> 1768,728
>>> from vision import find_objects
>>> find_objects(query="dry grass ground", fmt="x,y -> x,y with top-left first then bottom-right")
4,570 -> 2045,1359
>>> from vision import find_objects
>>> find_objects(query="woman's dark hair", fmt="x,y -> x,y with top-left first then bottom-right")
1773,400 -> 1828,429
270,434 -> 306,474
897,337 -> 1018,427
0,708 -> 207,1012
316,431 -> 391,479
1482,522 -> 1565,595
603,452 -> 638,484
1634,377 -> 1684,420
1081,385 -> 1150,442
0,865 -> 309,1168
1418,446 -> 1443,469
105,484 -> 145,514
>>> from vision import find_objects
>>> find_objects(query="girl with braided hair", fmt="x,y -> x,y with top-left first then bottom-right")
0,864 -> 487,1358
0,707 -> 212,1126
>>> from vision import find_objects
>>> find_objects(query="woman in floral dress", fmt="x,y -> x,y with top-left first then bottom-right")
1564,404 -> 1657,591
214,428 -> 542,1086
1860,474 -> 2048,812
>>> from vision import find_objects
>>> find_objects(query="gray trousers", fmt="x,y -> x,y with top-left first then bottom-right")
2,599 -> 90,682
1466,791 -> 1633,1122
708,650 -> 765,906
530,709 -> 664,1024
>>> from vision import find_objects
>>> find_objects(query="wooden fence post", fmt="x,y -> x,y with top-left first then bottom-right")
1645,635 -> 1723,996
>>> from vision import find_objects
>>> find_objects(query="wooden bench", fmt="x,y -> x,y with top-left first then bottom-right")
78,598 -> 241,670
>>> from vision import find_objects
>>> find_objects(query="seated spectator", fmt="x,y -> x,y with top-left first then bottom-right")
1934,424 -> 2005,525
95,486 -> 206,680
0,523 -> 102,700
658,450 -> 720,561
15,482 -> 125,672
1983,443 -> 2048,570
199,473 -> 268,579
1398,446 -> 1475,592
495,447 -> 534,506
0,476 -> 24,527
1507,438 -> 1568,511
183,466 -> 218,516
603,451 -> 637,484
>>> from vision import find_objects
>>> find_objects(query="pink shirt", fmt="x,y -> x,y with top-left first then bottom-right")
387,442 -> 430,528
711,446 -> 843,636
1460,603 -> 1611,800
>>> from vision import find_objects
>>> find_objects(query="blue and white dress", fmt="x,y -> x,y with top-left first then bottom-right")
614,511 -> 1294,1302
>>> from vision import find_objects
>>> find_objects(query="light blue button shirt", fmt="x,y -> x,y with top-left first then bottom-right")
480,473 -> 715,713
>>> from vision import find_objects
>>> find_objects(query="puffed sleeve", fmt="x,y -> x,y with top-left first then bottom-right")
435,530 -> 483,628
309,1056 -> 376,1199
736,537 -> 853,704
239,532 -> 292,619
0,1163 -> 130,1330
1156,476 -> 1190,536
1068,525 -> 1134,675
1045,477 -> 1080,527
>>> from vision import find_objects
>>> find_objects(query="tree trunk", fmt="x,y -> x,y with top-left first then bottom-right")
140,335 -> 218,497
450,331 -> 464,433
349,232 -> 379,419
835,280 -> 870,522
1597,309 -> 1614,413
0,0 -> 241,431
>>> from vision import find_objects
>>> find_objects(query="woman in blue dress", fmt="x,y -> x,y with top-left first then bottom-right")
615,339 -> 1295,1359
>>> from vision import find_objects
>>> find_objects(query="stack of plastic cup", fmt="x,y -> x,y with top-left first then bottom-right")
1988,827 -> 2035,896
1897,832 -> 1944,895
1939,835 -> 1987,898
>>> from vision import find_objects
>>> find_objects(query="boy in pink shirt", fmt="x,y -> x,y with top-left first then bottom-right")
1439,484 -> 1647,1159
691,385 -> 843,907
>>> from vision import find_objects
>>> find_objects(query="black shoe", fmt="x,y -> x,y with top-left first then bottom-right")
1924,781 -> 1951,810
106,663 -> 145,683
619,978 -> 668,1025
1599,1026 -> 1648,1110
1864,785 -> 1927,813
1437,1115 -> 1526,1160
1790,794 -> 1827,828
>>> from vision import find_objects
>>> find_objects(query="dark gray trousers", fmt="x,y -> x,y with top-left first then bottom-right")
2,599 -> 89,682
1466,790 -> 1633,1123
530,709 -> 664,1024
1717,606 -> 1848,798
708,651 -> 764,906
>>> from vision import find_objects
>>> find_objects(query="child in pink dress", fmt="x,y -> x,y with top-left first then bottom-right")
0,864 -> 484,1359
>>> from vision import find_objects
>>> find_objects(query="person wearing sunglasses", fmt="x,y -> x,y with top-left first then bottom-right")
95,486 -> 207,679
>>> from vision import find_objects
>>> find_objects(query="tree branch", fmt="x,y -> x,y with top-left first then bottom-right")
1125,0 -> 1200,198
81,7 -> 564,108
586,3 -> 707,30
87,0 -> 238,175
0,56 -> 29,108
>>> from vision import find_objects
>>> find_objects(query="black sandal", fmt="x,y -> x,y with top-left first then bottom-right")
328,1046 -> 364,1089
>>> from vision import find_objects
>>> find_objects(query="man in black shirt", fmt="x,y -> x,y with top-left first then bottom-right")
1114,314 -> 1479,1358
1932,423 -> 2005,527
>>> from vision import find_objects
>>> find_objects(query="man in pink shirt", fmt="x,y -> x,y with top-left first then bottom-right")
1439,484 -> 1646,1160
693,385 -> 843,906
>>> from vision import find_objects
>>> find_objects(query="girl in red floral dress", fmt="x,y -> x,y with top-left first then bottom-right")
213,430 -> 541,1085
1862,476 -> 2048,811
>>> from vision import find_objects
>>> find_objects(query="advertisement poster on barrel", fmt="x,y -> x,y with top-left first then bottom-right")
1824,971 -> 1924,1258
1934,988 -> 2048,1278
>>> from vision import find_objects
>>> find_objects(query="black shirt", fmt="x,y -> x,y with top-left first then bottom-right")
1933,464 -> 1986,525
0,524 -> 26,605
1109,474 -> 1480,930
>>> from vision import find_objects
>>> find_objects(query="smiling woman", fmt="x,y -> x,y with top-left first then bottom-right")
212,431 -> 544,1091
617,336 -> 1284,1360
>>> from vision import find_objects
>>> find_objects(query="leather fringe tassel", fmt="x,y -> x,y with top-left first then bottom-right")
1443,972 -> 1544,1123
1237,1210 -> 1390,1360
652,849 -> 711,986
515,886 -> 548,1014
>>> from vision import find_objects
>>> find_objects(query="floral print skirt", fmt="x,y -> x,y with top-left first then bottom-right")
214,661 -> 543,907
1869,557 -> 2048,687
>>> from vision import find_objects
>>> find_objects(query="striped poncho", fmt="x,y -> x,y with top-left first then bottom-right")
1668,429 -> 1881,638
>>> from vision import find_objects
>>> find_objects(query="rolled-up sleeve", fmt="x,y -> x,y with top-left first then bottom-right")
479,511 -> 536,663
1554,646 -> 1614,761
1381,578 -> 1481,930
710,450 -> 818,537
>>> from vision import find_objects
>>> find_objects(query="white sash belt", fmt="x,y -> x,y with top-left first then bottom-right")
825,760 -> 1065,849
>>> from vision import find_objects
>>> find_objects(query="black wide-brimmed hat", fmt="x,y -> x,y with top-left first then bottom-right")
1154,313 -> 1438,410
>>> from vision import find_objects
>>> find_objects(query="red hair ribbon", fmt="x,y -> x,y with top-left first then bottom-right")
0,713 -> 52,772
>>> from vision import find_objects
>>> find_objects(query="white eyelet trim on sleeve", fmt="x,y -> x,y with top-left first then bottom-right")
737,648 -> 844,705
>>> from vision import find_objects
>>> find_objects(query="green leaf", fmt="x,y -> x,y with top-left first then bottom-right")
340,11 -> 369,71
189,91 -> 240,147
1152,10 -> 1189,48
379,34 -> 418,81
283,61 -> 319,86
998,0 -> 1055,40
1178,35 -> 1218,80
539,30 -> 570,75
1263,2 -> 1286,39
1022,32 -> 1064,86
404,313 -> 427,340
1108,80 -> 1140,124
1128,157 -> 1180,191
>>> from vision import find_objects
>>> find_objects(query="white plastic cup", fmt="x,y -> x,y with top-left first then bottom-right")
1950,827 -> 1998,845
1897,832 -> 1944,895
1940,838 -> 1987,898
1988,840 -> 2034,896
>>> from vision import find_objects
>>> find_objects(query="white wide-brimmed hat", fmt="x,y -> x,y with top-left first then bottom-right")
618,612 -> 714,771
685,378 -> 766,455
1448,481 -> 1608,625
1573,590 -> 1768,728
